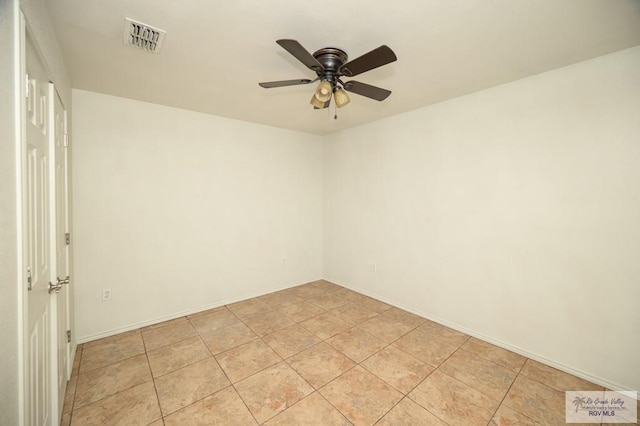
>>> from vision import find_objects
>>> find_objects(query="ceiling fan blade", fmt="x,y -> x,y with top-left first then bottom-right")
339,45 -> 397,77
276,39 -> 325,72
343,81 -> 392,101
259,79 -> 313,88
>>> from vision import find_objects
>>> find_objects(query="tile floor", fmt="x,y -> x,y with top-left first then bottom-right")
60,280 -> 636,425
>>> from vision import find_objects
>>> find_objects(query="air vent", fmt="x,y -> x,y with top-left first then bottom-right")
123,18 -> 166,54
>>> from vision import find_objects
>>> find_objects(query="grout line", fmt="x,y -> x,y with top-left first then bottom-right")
145,346 -> 164,423
315,387 -> 357,424
75,283 -> 599,425
158,383 -> 235,421
230,382 -> 261,425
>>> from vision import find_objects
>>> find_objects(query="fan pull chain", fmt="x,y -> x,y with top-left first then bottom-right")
334,99 -> 338,120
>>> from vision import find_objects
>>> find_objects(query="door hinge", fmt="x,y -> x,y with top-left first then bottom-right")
27,267 -> 32,291
65,233 -> 70,245
63,133 -> 69,147
25,74 -> 29,98
66,330 -> 71,343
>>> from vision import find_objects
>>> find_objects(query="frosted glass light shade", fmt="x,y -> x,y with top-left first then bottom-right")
310,93 -> 328,108
334,87 -> 350,108
314,81 -> 332,102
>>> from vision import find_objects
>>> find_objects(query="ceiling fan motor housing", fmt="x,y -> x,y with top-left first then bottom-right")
313,48 -> 348,86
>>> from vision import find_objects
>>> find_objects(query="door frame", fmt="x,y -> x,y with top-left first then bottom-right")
49,82 -> 71,420
16,8 -> 28,425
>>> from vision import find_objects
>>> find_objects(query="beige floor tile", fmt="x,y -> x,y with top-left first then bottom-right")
311,280 -> 343,292
319,366 -> 403,425
82,329 -> 141,349
80,332 -> 145,373
287,343 -> 356,389
226,298 -> 272,319
71,346 -> 81,377
70,381 -> 160,426
235,361 -> 314,423
147,336 -> 211,378
489,405 -> 538,425
164,386 -> 257,426
439,349 -> 517,401
60,412 -> 71,426
377,398 -> 447,425
242,309 -> 296,337
66,293 -> 615,426
278,301 -> 326,323
200,322 -> 258,355
358,315 -> 414,343
392,328 -> 459,367
308,293 -> 349,310
362,346 -> 434,394
154,357 -> 231,416
502,375 -> 567,425
215,339 -> 281,383
462,338 -> 526,372
140,316 -> 188,332
62,375 -> 77,413
188,308 -> 240,335
262,324 -> 322,358
75,353 -> 152,409
335,289 -> 371,304
418,320 -> 470,347
328,302 -> 379,326
142,320 -> 197,351
259,290 -> 305,308
186,305 -> 226,318
520,359 -> 604,392
409,370 -> 499,426
326,327 -> 386,363
300,312 -> 352,340
355,296 -> 392,313
265,392 -> 352,425
379,307 -> 427,328
287,283 -> 330,299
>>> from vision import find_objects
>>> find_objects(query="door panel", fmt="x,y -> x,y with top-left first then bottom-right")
25,31 -> 53,426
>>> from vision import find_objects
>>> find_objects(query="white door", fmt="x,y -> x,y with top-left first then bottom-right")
50,85 -> 71,419
25,30 -> 54,426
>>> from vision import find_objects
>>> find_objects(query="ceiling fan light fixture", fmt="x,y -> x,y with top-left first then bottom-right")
334,86 -> 350,108
259,39 -> 397,111
314,81 -> 333,102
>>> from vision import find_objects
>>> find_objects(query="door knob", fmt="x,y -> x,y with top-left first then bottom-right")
49,276 -> 70,293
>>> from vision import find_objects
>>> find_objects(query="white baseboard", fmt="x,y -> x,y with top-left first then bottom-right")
77,274 -> 636,397
324,276 -> 637,396
76,278 -> 321,344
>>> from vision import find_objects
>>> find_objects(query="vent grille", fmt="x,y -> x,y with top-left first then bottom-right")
123,18 -> 166,53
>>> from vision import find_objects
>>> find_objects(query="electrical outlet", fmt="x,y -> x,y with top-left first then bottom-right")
372,263 -> 377,272
102,288 -> 112,301
281,257 -> 286,266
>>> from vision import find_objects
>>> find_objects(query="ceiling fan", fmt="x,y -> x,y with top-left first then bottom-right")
259,39 -> 397,110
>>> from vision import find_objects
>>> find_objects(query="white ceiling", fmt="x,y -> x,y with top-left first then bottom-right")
45,0 -> 640,135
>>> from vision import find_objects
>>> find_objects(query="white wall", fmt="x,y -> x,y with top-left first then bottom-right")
324,46 -> 640,391
72,90 -> 323,340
